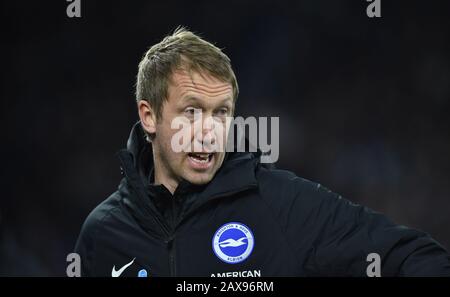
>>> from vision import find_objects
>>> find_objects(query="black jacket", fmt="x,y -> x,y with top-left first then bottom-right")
75,122 -> 450,277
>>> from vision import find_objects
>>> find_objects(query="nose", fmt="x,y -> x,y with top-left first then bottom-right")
202,115 -> 216,145
193,115 -> 216,151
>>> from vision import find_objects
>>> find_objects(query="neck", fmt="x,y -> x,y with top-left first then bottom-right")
154,169 -> 178,194
152,154 -> 179,195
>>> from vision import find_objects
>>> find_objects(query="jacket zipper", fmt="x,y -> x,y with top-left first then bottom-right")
146,200 -> 177,276
167,193 -> 179,276
167,236 -> 176,276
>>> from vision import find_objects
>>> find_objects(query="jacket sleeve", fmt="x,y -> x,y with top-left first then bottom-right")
74,214 -> 97,277
281,177 -> 450,276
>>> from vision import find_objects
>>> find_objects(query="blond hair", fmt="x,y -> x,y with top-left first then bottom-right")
136,26 -> 239,120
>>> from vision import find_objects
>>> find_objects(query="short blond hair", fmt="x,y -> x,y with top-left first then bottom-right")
136,26 -> 239,120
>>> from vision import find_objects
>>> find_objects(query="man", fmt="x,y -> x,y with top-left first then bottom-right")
75,27 -> 450,277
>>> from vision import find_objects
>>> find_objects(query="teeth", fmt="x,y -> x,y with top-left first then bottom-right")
189,153 -> 212,163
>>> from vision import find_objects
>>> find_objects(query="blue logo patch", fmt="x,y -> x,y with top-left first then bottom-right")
137,269 -> 148,277
212,222 -> 255,264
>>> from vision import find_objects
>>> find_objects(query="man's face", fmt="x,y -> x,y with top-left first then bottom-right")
151,69 -> 234,189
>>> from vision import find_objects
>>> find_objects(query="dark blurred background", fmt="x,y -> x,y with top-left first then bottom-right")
1,0 -> 449,276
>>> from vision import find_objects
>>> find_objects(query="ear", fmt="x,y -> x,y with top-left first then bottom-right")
138,100 -> 157,135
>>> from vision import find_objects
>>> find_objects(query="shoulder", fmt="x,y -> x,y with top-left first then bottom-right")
74,190 -> 125,275
255,165 -> 345,222
80,191 -> 123,236
74,190 -> 125,255
256,165 -> 335,200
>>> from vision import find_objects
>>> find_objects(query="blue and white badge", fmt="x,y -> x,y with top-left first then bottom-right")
137,269 -> 148,277
212,222 -> 255,264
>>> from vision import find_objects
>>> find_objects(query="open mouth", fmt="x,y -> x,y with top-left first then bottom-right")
187,152 -> 215,170
188,152 -> 213,163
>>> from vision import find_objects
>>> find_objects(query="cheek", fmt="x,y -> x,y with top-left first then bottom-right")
155,124 -> 174,154
162,126 -> 189,162
214,124 -> 228,145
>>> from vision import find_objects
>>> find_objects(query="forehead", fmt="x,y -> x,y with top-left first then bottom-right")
168,69 -> 233,100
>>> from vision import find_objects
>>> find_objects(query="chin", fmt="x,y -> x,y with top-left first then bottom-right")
185,172 -> 215,185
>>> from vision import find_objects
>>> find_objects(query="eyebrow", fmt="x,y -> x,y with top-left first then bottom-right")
181,95 -> 233,106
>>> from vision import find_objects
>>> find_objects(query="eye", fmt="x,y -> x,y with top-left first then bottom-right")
215,108 -> 229,117
184,107 -> 201,120
212,108 -> 229,123
184,107 -> 196,116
